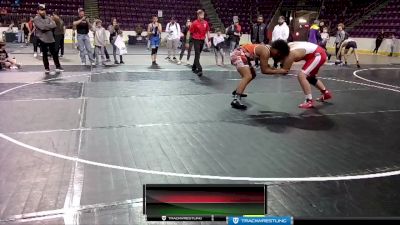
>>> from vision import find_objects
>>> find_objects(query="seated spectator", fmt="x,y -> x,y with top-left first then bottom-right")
0,42 -> 21,70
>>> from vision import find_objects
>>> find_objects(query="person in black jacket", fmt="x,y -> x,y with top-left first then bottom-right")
373,30 -> 385,54
251,15 -> 268,67
178,19 -> 193,65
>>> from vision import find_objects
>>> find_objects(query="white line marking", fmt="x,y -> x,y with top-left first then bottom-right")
4,109 -> 400,135
63,79 -> 87,225
0,68 -> 400,182
1,133 -> 400,182
353,68 -> 400,89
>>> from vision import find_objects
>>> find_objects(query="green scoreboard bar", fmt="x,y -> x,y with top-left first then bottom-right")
144,184 -> 266,221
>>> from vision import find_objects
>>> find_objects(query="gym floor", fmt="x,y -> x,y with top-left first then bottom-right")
0,44 -> 400,225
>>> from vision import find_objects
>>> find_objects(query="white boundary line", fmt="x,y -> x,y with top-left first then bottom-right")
0,68 -> 400,182
353,68 -> 400,89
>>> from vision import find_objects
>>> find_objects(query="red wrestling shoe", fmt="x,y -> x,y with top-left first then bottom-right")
317,90 -> 332,102
299,100 -> 314,109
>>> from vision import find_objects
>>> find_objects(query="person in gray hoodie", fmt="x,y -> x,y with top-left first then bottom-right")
92,19 -> 107,65
33,4 -> 63,73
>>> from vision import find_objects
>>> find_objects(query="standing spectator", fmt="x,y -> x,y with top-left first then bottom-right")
147,16 -> 162,66
73,8 -> 94,65
92,19 -> 107,66
33,4 -> 63,74
108,17 -> 124,64
32,20 -> 40,57
373,29 -> 385,54
319,21 -> 326,33
272,16 -> 289,42
213,29 -> 225,66
178,18 -> 193,65
251,15 -> 268,67
320,27 -> 331,60
189,9 -> 211,76
27,17 -> 34,44
388,34 -> 396,57
165,17 -> 181,61
22,18 -> 31,45
334,23 -> 347,60
308,20 -> 321,44
226,20 -> 242,52
272,16 -> 289,67
52,11 -> 65,58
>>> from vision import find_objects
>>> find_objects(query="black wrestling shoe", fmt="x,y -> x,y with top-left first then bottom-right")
232,90 -> 248,97
231,99 -> 247,110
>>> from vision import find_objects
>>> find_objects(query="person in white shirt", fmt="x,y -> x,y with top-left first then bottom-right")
272,16 -> 289,42
213,29 -> 225,66
272,16 -> 289,67
165,17 -> 181,61
319,27 -> 331,60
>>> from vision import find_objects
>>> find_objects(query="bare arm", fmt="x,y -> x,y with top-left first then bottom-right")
258,47 -> 289,74
73,18 -> 83,27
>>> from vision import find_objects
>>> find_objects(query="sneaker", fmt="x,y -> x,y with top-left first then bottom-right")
172,57 -> 177,61
298,100 -> 314,109
114,61 -> 120,64
356,62 -> 361,68
120,61 -> 125,64
185,60 -> 190,65
106,59 -> 111,62
55,67 -> 64,72
81,62 -> 86,66
59,55 -> 63,58
45,69 -> 50,74
33,53 -> 38,58
196,70 -> 203,77
40,52 -> 43,57
232,90 -> 248,98
231,99 -> 247,110
165,56 -> 171,61
317,91 -> 332,102
177,60 -> 182,65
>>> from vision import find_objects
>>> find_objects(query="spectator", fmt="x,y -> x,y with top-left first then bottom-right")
251,15 -> 268,67
334,23 -> 347,60
92,19 -> 107,66
320,27 -> 331,60
0,41 -> 21,69
389,34 -> 396,57
73,8 -> 94,65
272,16 -> 289,67
188,9 -> 211,77
226,20 -> 242,52
33,4 -> 63,74
213,29 -> 225,66
308,20 -> 321,44
373,29 -> 385,54
147,16 -> 162,66
27,16 -> 34,44
22,18 -> 31,45
108,17 -> 124,64
52,11 -> 65,58
178,18 -> 193,65
165,17 -> 181,61
272,16 -> 289,42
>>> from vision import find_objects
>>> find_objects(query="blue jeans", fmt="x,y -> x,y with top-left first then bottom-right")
77,34 -> 94,63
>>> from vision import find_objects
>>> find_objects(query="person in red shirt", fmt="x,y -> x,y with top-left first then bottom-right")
188,9 -> 211,76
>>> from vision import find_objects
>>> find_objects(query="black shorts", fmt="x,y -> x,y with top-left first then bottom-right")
345,41 -> 357,49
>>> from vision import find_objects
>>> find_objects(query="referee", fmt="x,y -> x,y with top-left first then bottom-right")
188,9 -> 211,76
